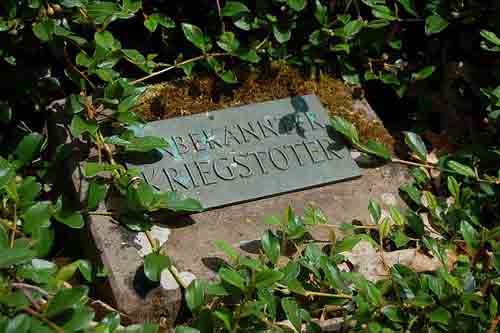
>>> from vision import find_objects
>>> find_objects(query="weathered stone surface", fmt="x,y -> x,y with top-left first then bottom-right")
162,163 -> 410,281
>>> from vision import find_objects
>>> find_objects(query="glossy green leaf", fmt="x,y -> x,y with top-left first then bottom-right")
448,161 -> 476,178
144,13 -> 175,32
481,30 -> 500,46
217,32 -> 240,52
70,115 -> 98,137
261,230 -> 280,265
288,0 -> 307,11
95,31 -> 119,50
144,252 -> 171,282
221,2 -> 250,17
46,286 -> 88,317
330,116 -> 359,143
218,267 -> 246,291
358,139 -> 391,160
214,240 -> 239,261
84,162 -> 122,177
396,0 -> 417,16
185,280 -> 205,313
62,307 -> 95,332
281,298 -> 302,331
404,132 -> 427,161
6,314 -> 31,333
425,15 -> 449,35
368,199 -> 381,224
255,269 -> 284,289
319,256 -> 349,293
87,180 -> 108,210
273,24 -> 292,43
182,23 -> 211,52
14,133 -> 44,166
0,247 -> 36,268
429,307 -> 450,325
213,309 -> 233,331
460,220 -> 479,254
32,19 -> 55,41
122,49 -> 146,64
412,66 -> 436,81
22,201 -> 53,234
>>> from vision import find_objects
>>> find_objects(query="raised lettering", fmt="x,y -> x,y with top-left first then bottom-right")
317,138 -> 342,159
303,111 -> 325,130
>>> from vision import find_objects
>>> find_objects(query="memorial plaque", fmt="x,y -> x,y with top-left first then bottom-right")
126,95 -> 361,209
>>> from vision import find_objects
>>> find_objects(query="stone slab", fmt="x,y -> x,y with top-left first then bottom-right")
127,95 -> 360,209
162,163 -> 410,281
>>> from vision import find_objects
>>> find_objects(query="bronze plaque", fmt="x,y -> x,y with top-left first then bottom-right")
126,95 -> 361,209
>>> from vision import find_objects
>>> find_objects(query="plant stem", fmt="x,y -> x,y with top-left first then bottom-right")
130,53 -> 227,85
24,307 -> 64,333
391,158 -> 436,169
87,211 -> 115,216
305,291 -> 352,299
10,203 -> 16,248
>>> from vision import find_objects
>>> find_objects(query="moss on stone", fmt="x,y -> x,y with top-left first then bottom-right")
136,62 -> 394,149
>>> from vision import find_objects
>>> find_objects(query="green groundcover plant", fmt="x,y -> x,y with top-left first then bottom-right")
0,0 -> 499,332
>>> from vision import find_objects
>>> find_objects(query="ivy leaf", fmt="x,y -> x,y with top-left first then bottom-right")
14,133 -> 44,166
217,70 -> 238,84
330,116 -> 359,144
448,161 -> 476,178
281,298 -> 302,331
217,32 -> 240,52
123,0 -> 142,13
221,2 -> 250,17
425,15 -> 449,35
319,256 -> 349,293
389,207 -> 406,226
412,66 -> 436,81
219,267 -> 247,291
261,230 -> 280,265
181,23 -> 211,52
144,252 -> 171,282
288,0 -> 307,12
185,280 -> 205,313
46,287 -> 88,318
403,132 -> 427,161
